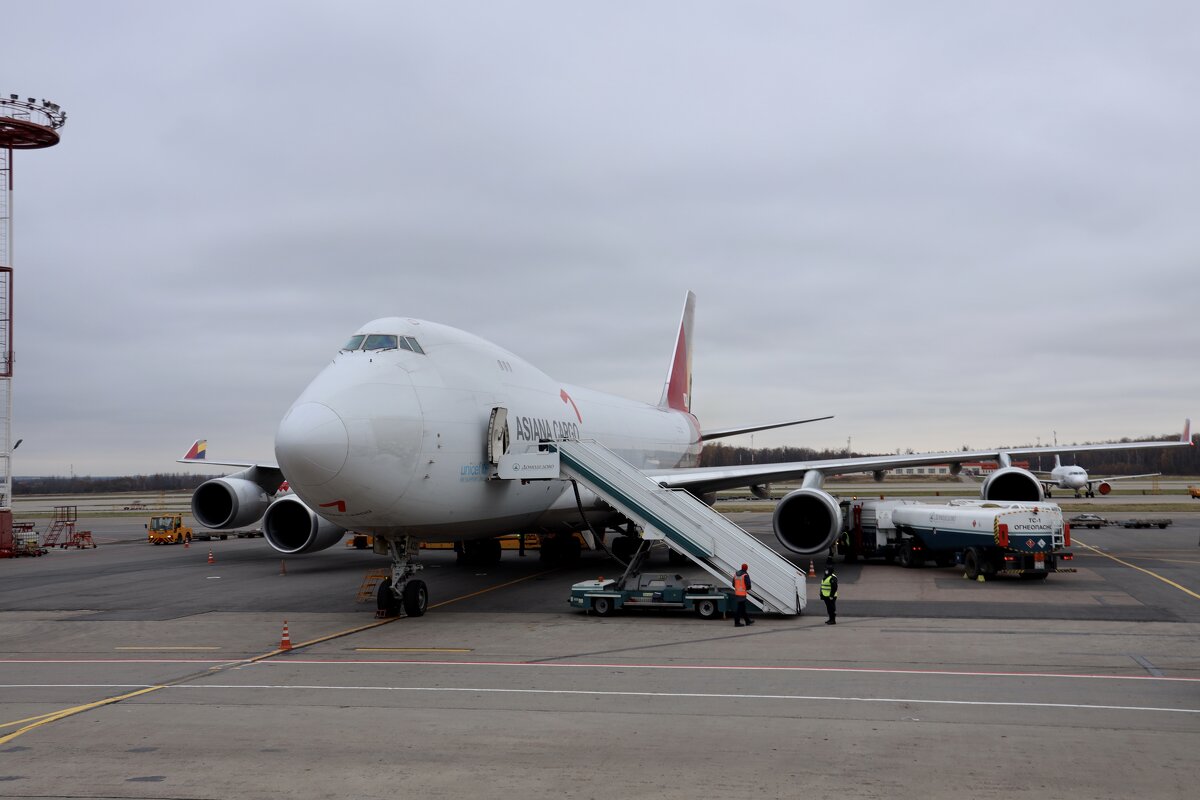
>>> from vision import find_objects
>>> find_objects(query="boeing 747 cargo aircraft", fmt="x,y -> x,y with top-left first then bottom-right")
182,292 -> 1191,616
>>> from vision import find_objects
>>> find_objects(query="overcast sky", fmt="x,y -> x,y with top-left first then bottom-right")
2,1 -> 1197,476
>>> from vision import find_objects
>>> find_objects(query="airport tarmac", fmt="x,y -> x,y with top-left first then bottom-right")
2,510 -> 1198,799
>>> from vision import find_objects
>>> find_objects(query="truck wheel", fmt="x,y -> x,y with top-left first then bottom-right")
402,580 -> 428,617
694,599 -> 718,620
963,549 -> 980,580
898,543 -> 915,569
592,597 -> 614,617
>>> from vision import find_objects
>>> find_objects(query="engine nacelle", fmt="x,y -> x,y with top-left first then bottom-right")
772,488 -> 842,555
262,495 -> 346,554
979,467 -> 1045,502
192,476 -> 272,529
1097,482 -> 1111,495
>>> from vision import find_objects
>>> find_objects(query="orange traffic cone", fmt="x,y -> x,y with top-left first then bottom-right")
280,621 -> 292,651
207,550 -> 214,564
808,560 -> 816,578
183,538 -> 190,549
279,560 -> 287,576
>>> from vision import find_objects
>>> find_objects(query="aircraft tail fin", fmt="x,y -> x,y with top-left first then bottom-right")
1182,418 -> 1192,444
1054,454 -> 1062,468
659,291 -> 696,412
182,439 -> 207,461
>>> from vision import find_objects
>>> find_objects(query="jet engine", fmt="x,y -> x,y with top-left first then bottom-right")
262,494 -> 346,554
979,467 -> 1045,502
192,474 -> 272,529
1096,482 -> 1112,496
772,488 -> 842,554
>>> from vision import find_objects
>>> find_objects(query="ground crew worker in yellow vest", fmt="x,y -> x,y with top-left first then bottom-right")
820,566 -> 838,625
732,563 -> 754,627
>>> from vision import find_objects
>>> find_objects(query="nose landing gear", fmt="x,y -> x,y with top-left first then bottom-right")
377,536 -> 428,618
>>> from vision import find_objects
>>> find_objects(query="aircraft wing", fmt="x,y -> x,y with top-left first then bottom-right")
1087,472 -> 1161,488
176,438 -> 280,472
645,420 -> 1192,494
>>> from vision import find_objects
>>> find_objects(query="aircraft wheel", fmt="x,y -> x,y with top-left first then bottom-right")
376,578 -> 400,617
963,549 -> 980,580
592,597 -> 614,616
611,536 -> 636,562
402,580 -> 428,617
563,535 -> 581,564
486,537 -> 502,563
694,599 -> 718,620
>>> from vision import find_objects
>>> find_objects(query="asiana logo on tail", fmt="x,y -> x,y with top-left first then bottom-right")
513,415 -> 580,442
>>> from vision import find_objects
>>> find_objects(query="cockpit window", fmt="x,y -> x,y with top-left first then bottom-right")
340,333 -> 424,354
363,334 -> 399,351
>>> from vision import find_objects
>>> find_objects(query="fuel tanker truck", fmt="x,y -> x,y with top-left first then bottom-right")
838,499 -> 1075,580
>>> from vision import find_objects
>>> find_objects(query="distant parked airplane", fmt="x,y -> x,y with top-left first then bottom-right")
1037,455 -> 1160,498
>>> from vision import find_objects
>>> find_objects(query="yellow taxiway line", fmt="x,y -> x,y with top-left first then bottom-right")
1074,539 -> 1200,601
0,567 -> 558,744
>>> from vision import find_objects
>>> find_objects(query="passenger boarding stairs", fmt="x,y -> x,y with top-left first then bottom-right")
551,440 -> 807,615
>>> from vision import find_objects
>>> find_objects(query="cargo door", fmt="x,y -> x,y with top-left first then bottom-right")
487,407 -> 510,465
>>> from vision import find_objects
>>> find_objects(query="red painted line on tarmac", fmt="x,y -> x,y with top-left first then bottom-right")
0,659 -> 239,665
249,658 -> 1200,683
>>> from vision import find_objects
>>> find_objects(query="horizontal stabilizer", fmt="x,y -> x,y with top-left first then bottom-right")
700,415 -> 834,442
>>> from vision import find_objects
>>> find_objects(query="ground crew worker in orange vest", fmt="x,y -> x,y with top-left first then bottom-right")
821,565 -> 838,625
732,563 -> 754,627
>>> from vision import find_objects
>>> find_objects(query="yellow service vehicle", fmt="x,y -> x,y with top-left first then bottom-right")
147,514 -> 192,545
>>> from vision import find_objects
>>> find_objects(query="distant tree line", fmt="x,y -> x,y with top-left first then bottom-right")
11,429 -> 1197,495
699,430 -> 1200,475
14,472 -> 210,495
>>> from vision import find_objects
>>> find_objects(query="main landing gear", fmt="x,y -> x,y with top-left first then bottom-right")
377,535 -> 428,618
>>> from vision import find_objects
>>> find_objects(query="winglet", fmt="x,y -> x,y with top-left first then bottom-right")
1183,418 -> 1193,444
182,439 -> 207,461
659,291 -> 695,412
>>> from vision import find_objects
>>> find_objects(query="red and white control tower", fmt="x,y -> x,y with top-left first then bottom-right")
0,95 -> 66,510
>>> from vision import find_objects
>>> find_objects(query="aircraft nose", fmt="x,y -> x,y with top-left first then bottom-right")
275,401 -> 349,486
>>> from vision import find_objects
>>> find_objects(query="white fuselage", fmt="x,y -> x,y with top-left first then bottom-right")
273,317 -> 701,540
